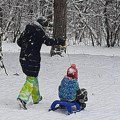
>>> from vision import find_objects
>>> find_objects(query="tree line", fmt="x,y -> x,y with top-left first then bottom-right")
0,0 -> 120,47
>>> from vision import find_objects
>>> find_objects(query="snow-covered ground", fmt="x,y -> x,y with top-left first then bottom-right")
0,42 -> 120,120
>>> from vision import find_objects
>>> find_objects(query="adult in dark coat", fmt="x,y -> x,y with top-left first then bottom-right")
17,16 -> 65,109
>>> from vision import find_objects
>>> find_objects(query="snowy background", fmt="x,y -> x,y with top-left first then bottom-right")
0,42 -> 120,120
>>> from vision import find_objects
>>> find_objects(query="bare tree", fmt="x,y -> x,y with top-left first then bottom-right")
66,0 -> 120,47
0,6 -> 3,69
0,6 -> 7,75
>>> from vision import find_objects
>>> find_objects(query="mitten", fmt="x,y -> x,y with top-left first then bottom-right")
57,37 -> 65,46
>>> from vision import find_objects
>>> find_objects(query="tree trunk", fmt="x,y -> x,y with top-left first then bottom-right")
103,1 -> 111,47
0,7 -> 3,69
50,0 -> 67,57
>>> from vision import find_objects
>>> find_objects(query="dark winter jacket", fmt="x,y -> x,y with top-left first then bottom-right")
58,76 -> 80,101
17,21 -> 64,77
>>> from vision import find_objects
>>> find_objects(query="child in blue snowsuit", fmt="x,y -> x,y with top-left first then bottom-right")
58,64 -> 88,110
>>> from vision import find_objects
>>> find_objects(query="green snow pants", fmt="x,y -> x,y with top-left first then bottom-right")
18,76 -> 41,103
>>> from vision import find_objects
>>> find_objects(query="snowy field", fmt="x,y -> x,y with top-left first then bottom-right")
0,42 -> 120,120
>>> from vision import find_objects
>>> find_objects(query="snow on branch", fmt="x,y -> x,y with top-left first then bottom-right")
73,2 -> 98,39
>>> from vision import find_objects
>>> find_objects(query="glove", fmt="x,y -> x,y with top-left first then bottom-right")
57,37 -> 65,46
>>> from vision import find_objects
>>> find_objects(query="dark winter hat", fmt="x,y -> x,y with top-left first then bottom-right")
67,64 -> 78,79
37,16 -> 48,27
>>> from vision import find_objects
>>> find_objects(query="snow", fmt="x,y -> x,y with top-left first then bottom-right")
0,42 -> 120,120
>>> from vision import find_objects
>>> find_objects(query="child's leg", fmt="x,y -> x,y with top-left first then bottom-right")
76,88 -> 88,110
18,76 -> 35,103
31,77 -> 42,104
76,88 -> 88,103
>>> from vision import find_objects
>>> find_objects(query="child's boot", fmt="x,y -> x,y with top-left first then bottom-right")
17,98 -> 27,110
33,96 -> 43,104
80,102 -> 86,110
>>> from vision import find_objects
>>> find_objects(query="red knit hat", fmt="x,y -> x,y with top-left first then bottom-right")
67,64 -> 78,79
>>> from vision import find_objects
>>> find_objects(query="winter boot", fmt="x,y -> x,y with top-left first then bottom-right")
17,98 -> 27,110
33,96 -> 43,104
80,103 -> 86,110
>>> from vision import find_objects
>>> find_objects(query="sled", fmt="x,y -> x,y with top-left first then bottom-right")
49,100 -> 81,115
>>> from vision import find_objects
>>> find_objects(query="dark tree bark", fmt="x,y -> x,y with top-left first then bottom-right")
50,0 -> 67,57
103,1 -> 110,47
0,7 -> 3,68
